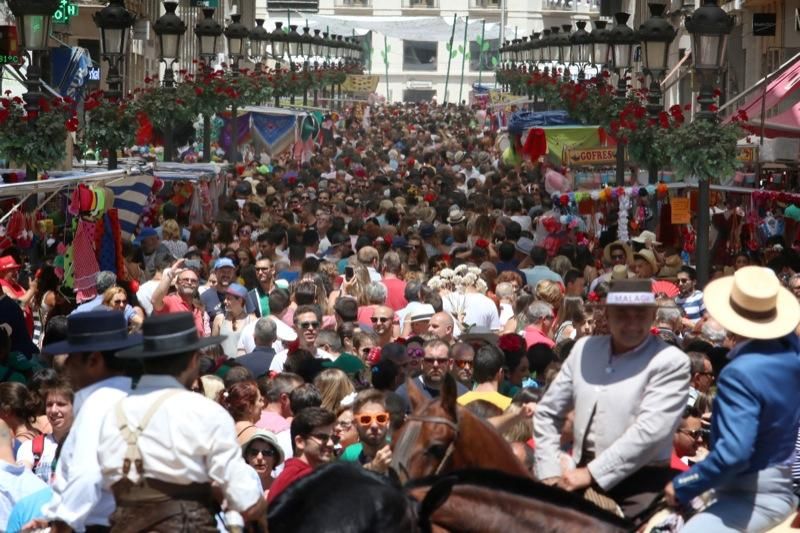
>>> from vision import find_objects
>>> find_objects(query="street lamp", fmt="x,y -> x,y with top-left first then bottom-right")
686,0 -> 734,288
312,29 -> 324,59
8,0 -> 60,181
249,18 -> 269,71
286,24 -> 301,64
271,22 -> 286,63
609,12 -> 636,186
195,8 -> 222,163
224,13 -> 249,163
559,24 -> 572,80
591,20 -> 610,73
530,32 -> 541,71
93,0 -> 136,170
570,21 -> 593,80
548,27 -> 561,72
153,0 -> 186,162
637,3 -> 677,185
540,30 -> 552,74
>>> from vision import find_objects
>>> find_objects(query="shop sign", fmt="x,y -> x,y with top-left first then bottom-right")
737,146 -> 756,162
564,147 -> 617,165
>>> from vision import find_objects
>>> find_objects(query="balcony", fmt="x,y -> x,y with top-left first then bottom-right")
470,0 -> 500,8
542,0 -> 599,13
402,0 -> 439,8
335,0 -> 372,5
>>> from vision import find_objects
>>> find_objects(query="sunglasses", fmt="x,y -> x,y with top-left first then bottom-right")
246,447 -> 277,458
112,299 -> 127,305
357,412 -> 390,426
452,359 -> 473,369
360,347 -> 373,355
308,432 -> 339,445
423,357 -> 449,366
370,316 -> 391,324
298,321 -> 320,330
611,254 -> 626,261
255,267 -> 272,271
407,348 -> 424,359
679,429 -> 704,440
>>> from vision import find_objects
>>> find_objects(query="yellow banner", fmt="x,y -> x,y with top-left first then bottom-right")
564,147 -> 618,166
737,146 -> 756,163
342,74 -> 380,93
671,197 -> 691,225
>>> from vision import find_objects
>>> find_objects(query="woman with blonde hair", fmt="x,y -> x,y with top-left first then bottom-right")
101,287 -> 144,331
549,255 -> 573,279
535,279 -> 564,310
327,263 -> 370,309
313,368 -> 355,413
161,219 -> 188,258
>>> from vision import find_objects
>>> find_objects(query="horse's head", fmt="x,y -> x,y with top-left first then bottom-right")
391,373 -> 461,483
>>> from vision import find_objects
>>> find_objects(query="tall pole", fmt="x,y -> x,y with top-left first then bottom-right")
458,16 -> 470,105
694,68 -> 718,288
23,50 -> 43,181
383,34 -> 390,101
202,60 -> 212,162
228,58 -> 240,163
444,14 -> 457,104
499,0 -> 506,50
477,20 -> 486,86
615,71 -> 626,186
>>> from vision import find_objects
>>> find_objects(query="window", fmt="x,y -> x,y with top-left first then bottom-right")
469,38 -> 499,71
403,41 -> 438,71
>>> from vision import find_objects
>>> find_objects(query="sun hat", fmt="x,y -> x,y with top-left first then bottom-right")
447,209 -> 466,225
241,430 -> 285,466
515,237 -> 535,256
115,312 -> 225,359
419,224 -> 435,239
214,257 -> 236,270
633,249 -> 659,274
610,265 -> 630,281
658,254 -> 683,278
459,326 -> 500,346
225,283 -> 248,299
605,279 -> 658,307
704,266 -> 800,339
632,230 -> 661,246
603,241 -> 633,264
0,255 -> 21,271
322,353 -> 366,374
408,304 -> 435,323
42,310 -> 143,355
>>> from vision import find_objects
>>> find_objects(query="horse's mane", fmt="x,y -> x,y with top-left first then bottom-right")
405,467 -> 633,529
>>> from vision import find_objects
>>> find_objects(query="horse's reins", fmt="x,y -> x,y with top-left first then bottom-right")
405,414 -> 460,475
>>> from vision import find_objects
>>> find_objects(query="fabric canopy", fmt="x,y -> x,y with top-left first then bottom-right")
728,56 -> 800,139
273,13 -> 512,42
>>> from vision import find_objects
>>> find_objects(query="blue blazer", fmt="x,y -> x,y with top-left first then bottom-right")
673,333 -> 800,502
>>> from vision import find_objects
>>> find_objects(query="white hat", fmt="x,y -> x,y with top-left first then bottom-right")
704,266 -> 800,339
408,303 -> 435,323
632,230 -> 661,246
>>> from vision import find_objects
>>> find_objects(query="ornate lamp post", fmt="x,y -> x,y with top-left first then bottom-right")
285,25 -> 301,104
609,12 -> 636,186
559,24 -> 572,81
540,30 -> 551,76
93,0 -> 136,170
194,8 -> 222,163
548,27 -> 561,76
686,0 -> 734,287
570,21 -> 593,81
8,0 -> 60,180
637,3 -> 677,185
591,20 -> 610,75
224,13 -> 248,163
249,18 -> 269,73
153,0 -> 186,163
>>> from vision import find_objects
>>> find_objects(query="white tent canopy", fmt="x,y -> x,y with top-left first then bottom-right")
270,13 -> 512,42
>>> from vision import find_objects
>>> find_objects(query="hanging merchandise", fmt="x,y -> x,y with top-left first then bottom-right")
618,190 -> 630,243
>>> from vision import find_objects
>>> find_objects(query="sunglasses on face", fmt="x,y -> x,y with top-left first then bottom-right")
611,254 -> 626,261
308,432 -> 339,445
407,348 -> 424,359
246,447 -> 277,458
360,347 -> 373,356
370,316 -> 391,324
255,267 -> 272,271
298,321 -> 320,330
112,299 -> 127,305
452,359 -> 473,369
357,412 -> 390,426
423,357 -> 449,366
679,429 -> 704,440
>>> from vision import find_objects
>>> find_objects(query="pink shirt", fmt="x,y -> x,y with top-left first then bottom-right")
523,325 -> 555,349
256,410 -> 291,434
157,294 -> 208,336
382,277 -> 408,311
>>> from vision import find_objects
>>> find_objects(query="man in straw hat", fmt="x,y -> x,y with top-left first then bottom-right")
95,313 -> 266,531
534,278 -> 690,518
665,266 -> 800,532
39,311 -> 142,533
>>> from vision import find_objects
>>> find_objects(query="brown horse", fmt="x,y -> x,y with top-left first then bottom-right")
391,374 -> 529,482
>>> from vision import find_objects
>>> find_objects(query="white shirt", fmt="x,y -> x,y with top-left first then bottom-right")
43,376 -> 131,531
367,267 -> 382,282
16,433 -> 58,484
499,302 -> 515,328
236,316 -> 297,356
442,292 -> 501,331
136,279 -> 160,316
269,347 -> 334,373
97,375 -> 262,513
0,460 -> 48,531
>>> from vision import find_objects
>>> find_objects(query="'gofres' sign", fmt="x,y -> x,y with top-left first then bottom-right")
564,147 -> 618,165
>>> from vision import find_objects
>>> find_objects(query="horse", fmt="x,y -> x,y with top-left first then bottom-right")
391,374 -> 530,483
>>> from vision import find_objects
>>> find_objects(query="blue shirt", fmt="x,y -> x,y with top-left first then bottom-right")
6,487 -> 52,533
71,295 -> 136,322
675,290 -> 705,323
673,334 -> 800,503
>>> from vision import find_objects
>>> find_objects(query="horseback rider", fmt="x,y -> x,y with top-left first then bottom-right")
534,279 -> 691,518
96,313 -> 267,531
665,267 -> 800,531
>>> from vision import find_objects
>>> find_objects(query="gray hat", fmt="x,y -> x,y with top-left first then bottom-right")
515,237 -> 535,255
241,430 -> 285,466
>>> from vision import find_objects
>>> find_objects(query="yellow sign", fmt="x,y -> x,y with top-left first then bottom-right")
737,146 -> 756,163
564,147 -> 618,166
671,197 -> 691,225
342,75 -> 380,93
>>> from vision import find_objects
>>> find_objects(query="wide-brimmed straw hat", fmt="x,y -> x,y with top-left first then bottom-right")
116,312 -> 225,359
603,241 -> 633,264
633,249 -> 659,274
704,266 -> 800,339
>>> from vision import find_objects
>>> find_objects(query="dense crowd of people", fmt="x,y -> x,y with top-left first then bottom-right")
0,101 -> 799,532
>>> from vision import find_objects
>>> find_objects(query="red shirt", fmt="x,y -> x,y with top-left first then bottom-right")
382,277 -> 408,311
670,450 -> 689,472
156,294 -> 206,336
268,458 -> 313,504
523,325 -> 555,349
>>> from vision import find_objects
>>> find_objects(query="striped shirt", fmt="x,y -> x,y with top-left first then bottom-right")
676,290 -> 705,322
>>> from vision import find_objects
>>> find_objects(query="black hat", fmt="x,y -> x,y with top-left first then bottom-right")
42,310 -> 142,355
115,313 -> 225,359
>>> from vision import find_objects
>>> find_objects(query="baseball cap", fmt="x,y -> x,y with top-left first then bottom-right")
225,283 -> 248,299
214,257 -> 236,270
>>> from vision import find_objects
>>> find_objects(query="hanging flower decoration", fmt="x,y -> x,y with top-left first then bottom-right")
0,96 -> 73,171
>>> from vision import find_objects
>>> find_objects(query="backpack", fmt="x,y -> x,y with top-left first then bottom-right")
31,433 -> 45,470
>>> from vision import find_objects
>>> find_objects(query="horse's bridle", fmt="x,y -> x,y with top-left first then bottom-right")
394,414 -> 460,479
